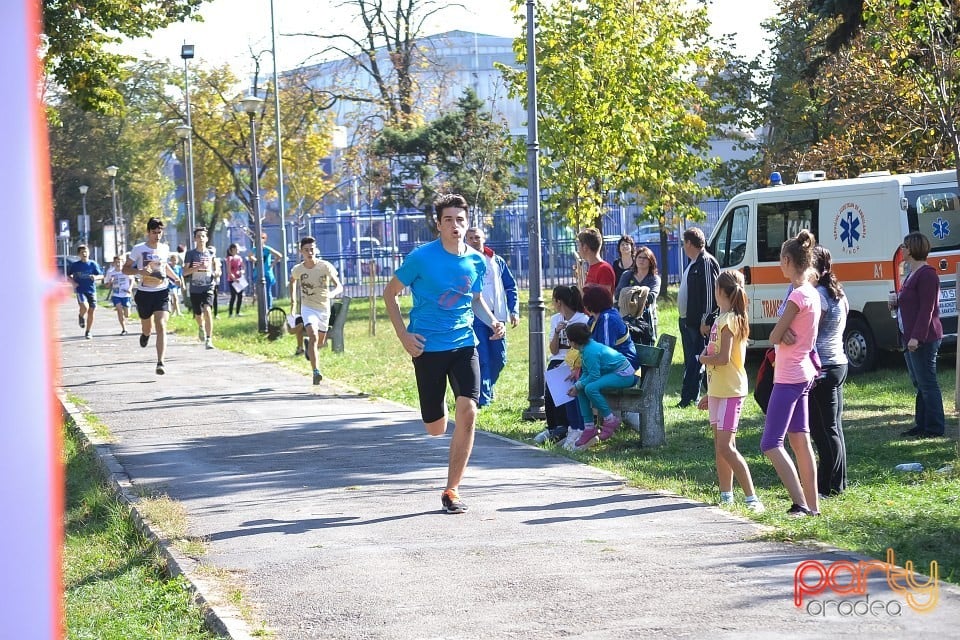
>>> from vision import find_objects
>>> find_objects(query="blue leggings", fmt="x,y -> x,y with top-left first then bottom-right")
577,372 -> 636,424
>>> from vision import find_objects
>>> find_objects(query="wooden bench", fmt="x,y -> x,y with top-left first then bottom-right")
603,333 -> 676,447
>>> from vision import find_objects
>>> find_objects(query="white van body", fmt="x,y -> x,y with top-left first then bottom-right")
707,170 -> 959,373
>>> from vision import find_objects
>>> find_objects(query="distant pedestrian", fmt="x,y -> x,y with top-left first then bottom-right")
677,227 -> 719,408
209,244 -> 222,318
183,227 -> 220,349
697,270 -> 764,513
761,229 -> 821,517
167,254 -> 183,317
255,233 -> 283,310
382,193 -> 504,514
564,322 -> 637,451
893,232 -> 945,439
575,227 -> 616,296
288,236 -> 343,384
465,226 -> 520,407
123,217 -> 184,375
808,246 -> 849,495
612,235 -> 636,284
103,254 -> 132,335
66,245 -> 102,339
226,243 -> 245,317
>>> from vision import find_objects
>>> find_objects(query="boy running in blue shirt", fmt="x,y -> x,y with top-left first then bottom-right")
66,245 -> 102,339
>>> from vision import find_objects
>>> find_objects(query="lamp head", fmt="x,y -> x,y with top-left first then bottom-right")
241,94 -> 264,114
181,44 -> 195,60
175,123 -> 192,139
79,185 -> 89,195
106,165 -> 118,178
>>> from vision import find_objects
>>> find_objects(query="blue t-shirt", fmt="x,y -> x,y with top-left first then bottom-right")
67,260 -> 102,295
395,240 -> 486,352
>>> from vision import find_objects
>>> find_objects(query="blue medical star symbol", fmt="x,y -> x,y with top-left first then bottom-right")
840,210 -> 860,248
933,216 -> 950,240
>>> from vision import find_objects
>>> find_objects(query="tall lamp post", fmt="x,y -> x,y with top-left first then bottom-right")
269,0 -> 289,297
106,165 -> 119,260
78,185 -> 89,246
174,123 -> 193,237
522,0 -> 546,421
242,94 -> 268,333
181,44 -> 197,241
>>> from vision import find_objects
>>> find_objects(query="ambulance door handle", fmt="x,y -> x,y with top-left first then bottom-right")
742,266 -> 752,284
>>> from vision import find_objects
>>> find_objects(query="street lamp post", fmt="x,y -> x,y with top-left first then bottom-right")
269,0 -> 289,297
522,0 -> 546,421
78,185 -> 89,246
174,123 -> 193,240
106,165 -> 119,260
181,44 -> 197,241
242,94 -> 268,333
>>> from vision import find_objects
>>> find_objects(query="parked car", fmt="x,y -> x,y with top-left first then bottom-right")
345,237 -> 402,276
632,223 -> 676,246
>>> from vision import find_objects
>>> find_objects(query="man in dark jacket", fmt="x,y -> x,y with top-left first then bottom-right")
676,227 -> 719,408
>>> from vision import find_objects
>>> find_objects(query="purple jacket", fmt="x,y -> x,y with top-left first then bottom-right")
898,264 -> 943,344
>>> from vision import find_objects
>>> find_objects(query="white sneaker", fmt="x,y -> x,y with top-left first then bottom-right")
745,500 -> 765,514
533,429 -> 552,445
204,338 -> 213,350
562,429 -> 582,451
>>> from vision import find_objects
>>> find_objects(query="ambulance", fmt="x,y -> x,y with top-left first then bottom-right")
706,169 -> 959,374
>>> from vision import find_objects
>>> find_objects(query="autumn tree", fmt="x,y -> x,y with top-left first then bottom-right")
500,0 -> 719,230
41,0 -> 208,112
372,89 -> 515,217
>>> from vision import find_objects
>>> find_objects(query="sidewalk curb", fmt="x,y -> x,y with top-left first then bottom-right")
59,393 -> 260,640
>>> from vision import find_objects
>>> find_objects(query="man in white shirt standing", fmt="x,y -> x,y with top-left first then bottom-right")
466,226 -> 520,407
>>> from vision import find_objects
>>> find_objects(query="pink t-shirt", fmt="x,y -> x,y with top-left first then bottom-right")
774,283 -> 821,384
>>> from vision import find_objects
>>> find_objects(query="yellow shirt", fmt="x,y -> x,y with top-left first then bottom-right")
706,311 -> 748,398
291,260 -> 338,311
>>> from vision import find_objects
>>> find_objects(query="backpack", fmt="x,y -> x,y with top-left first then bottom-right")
618,285 -> 654,347
754,348 -> 776,413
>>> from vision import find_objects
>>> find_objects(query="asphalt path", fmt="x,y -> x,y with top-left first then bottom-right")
58,302 -> 959,639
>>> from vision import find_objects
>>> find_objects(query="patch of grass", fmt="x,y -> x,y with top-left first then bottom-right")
63,418 -> 224,639
170,290 -> 960,583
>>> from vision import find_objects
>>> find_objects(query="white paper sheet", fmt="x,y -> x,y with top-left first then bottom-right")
545,362 -> 576,406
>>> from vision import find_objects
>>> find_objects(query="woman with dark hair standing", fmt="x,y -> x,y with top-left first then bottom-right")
808,245 -> 849,496
226,243 -> 245,316
616,245 -> 662,341
612,235 -> 636,283
892,232 -> 945,438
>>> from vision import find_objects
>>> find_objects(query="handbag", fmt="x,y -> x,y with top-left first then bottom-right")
754,347 -> 776,414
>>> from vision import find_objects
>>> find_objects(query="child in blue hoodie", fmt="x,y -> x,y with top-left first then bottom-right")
565,322 -> 637,450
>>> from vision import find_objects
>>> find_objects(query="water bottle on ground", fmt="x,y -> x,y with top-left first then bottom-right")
894,463 -> 924,472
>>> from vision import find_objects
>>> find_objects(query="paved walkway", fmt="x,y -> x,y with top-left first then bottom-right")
58,303 -> 958,639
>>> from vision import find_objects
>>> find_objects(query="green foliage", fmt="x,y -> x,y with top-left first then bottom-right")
42,0 -> 208,113
500,0 -> 719,229
373,88 -> 516,216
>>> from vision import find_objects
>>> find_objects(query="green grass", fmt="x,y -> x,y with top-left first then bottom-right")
63,418 -> 224,640
169,290 -> 960,583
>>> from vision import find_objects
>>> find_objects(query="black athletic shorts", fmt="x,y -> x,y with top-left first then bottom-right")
134,288 -> 170,319
190,290 -> 215,315
412,347 -> 480,423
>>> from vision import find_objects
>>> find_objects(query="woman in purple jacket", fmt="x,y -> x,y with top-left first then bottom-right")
892,232 -> 945,438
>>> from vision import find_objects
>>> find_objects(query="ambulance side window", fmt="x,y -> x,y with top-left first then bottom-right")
908,188 -> 959,252
756,199 -> 818,262
711,205 -> 749,267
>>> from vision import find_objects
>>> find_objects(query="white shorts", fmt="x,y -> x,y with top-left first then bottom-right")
286,313 -> 302,329
300,304 -> 330,332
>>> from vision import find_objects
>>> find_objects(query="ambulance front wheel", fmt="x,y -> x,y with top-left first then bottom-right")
844,316 -> 877,375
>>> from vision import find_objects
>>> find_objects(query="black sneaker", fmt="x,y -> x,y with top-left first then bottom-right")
900,427 -> 923,438
139,334 -> 150,348
84,332 -> 91,340
155,361 -> 165,375
786,503 -> 814,517
441,489 -> 469,514
120,329 -> 128,336
78,314 -> 85,328
313,369 -> 323,385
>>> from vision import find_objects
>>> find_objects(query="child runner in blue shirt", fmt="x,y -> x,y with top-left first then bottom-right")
66,245 -> 102,339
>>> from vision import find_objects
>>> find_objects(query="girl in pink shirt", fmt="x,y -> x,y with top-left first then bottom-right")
761,230 -> 822,517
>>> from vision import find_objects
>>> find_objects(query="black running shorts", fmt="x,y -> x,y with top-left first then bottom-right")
412,347 -> 480,423
134,288 -> 170,319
